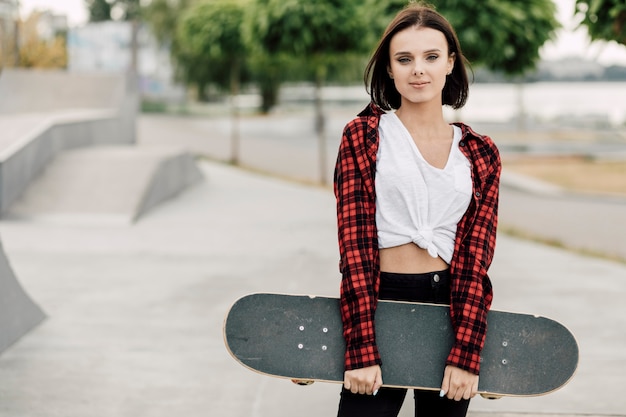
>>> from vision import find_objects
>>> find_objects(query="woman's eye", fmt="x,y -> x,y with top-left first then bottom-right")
397,57 -> 411,64
426,55 -> 439,61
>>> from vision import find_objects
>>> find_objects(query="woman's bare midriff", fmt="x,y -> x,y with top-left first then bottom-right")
379,243 -> 448,273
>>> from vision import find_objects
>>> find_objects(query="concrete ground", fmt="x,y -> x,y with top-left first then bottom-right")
0,112 -> 624,416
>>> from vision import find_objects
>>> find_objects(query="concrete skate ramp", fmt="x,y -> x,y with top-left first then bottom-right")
6,146 -> 204,222
0,242 -> 46,354
0,69 -> 138,214
0,70 -> 141,354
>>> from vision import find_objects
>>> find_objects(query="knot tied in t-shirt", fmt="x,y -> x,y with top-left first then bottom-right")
411,227 -> 439,258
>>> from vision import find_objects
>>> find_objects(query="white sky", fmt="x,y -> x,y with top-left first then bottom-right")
18,0 -> 626,65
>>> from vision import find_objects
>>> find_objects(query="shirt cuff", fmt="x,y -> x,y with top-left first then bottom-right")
344,341 -> 382,371
446,343 -> 482,375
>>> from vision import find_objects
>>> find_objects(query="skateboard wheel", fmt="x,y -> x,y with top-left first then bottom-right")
480,394 -> 503,400
291,379 -> 315,386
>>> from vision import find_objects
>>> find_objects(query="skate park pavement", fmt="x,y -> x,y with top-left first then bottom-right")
0,111 -> 624,417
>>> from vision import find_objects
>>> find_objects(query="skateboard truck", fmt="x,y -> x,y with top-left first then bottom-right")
293,323 -> 328,385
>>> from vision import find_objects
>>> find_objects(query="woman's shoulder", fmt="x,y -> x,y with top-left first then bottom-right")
343,102 -> 384,136
453,122 -> 498,150
453,122 -> 501,176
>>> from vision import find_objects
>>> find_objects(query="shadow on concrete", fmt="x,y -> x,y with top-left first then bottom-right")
0,240 -> 45,353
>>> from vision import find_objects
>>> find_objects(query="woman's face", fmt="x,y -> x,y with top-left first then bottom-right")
387,26 -> 455,108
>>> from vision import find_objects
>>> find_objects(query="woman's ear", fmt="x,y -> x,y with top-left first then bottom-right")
387,63 -> 395,79
447,52 -> 456,75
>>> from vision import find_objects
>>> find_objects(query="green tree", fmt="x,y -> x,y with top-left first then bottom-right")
142,0 -> 307,115
443,0 -> 559,76
87,0 -> 113,22
175,1 -> 248,99
247,53 -> 287,114
246,0 -> 371,184
175,0 -> 249,163
143,0 -> 197,95
143,0 -> 195,46
576,0 -> 626,45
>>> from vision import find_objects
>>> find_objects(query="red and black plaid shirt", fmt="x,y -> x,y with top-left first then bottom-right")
334,103 -> 500,375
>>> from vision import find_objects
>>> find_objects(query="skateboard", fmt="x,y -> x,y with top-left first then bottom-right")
224,293 -> 578,398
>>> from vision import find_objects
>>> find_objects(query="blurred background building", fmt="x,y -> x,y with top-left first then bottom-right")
31,9 -> 67,41
66,21 -> 184,104
0,0 -> 19,67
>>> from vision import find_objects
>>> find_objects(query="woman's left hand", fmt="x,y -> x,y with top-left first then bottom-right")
440,365 -> 479,401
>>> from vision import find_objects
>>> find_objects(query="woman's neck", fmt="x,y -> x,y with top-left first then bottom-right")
394,101 -> 449,135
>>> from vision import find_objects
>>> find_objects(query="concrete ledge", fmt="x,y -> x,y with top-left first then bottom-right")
0,241 -> 46,354
0,69 -> 126,113
5,146 -> 204,223
0,69 -> 137,144
0,111 -> 136,213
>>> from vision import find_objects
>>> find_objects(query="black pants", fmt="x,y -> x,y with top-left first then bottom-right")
337,270 -> 470,417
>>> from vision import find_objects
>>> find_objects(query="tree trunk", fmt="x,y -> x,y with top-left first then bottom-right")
516,79 -> 527,131
13,15 -> 20,67
230,59 -> 241,165
314,65 -> 328,185
129,19 -> 140,92
260,78 -> 279,114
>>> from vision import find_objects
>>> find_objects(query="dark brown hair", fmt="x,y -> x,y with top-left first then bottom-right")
365,3 -> 470,110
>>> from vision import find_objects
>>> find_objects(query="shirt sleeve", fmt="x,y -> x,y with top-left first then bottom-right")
334,119 -> 382,371
447,137 -> 500,375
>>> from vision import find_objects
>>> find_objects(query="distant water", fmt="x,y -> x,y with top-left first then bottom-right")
462,82 -> 626,126
317,82 -> 626,127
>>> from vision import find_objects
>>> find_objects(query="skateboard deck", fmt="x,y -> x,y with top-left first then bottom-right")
224,293 -> 578,397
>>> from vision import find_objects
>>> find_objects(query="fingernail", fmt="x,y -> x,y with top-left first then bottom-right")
373,389 -> 379,396
439,389 -> 446,398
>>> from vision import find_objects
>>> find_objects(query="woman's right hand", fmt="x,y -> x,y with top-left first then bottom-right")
344,365 -> 383,395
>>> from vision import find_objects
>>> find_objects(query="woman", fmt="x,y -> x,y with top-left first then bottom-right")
334,3 -> 500,417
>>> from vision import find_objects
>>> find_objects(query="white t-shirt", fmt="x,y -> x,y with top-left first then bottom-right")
375,112 -> 472,264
